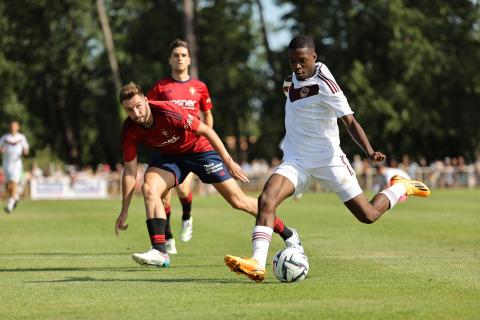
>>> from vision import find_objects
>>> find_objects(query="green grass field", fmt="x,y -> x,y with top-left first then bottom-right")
0,189 -> 479,320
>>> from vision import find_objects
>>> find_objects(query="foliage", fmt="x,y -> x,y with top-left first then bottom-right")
277,0 -> 480,160
0,0 -> 479,165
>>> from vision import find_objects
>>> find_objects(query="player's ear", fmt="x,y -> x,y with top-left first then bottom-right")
312,52 -> 317,61
144,95 -> 149,104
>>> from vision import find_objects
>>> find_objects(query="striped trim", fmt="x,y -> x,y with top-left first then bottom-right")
317,71 -> 340,93
252,232 -> 272,242
383,189 -> 398,204
150,234 -> 166,244
156,109 -> 183,121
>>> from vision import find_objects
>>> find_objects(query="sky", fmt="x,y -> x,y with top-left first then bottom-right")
259,0 -> 293,50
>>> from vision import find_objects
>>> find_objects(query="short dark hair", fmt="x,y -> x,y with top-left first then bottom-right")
169,39 -> 189,56
119,82 -> 144,102
288,35 -> 316,51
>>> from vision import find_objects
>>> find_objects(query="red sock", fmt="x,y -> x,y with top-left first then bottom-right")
273,216 -> 285,234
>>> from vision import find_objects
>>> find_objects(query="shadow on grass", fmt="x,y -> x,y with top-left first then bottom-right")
0,263 -> 229,273
0,252 -> 129,256
26,276 -> 274,285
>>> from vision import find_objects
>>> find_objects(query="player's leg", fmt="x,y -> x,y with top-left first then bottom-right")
132,167 -> 175,267
331,158 -> 430,223
4,180 -> 16,213
161,189 -> 177,254
175,172 -> 194,242
224,173 -> 296,282
213,178 -> 296,241
344,176 -> 430,223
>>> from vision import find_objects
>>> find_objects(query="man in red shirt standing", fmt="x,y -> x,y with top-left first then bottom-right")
147,39 -> 213,254
115,82 -> 302,267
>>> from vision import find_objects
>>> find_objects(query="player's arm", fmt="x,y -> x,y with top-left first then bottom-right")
202,110 -> 214,128
340,114 -> 385,162
195,122 -> 249,182
22,138 -> 29,156
115,157 -> 138,235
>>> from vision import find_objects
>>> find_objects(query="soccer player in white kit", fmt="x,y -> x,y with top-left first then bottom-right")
224,35 -> 431,282
0,121 -> 29,213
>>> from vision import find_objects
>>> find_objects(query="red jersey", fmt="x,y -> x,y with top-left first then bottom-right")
147,77 -> 213,120
121,100 -> 213,161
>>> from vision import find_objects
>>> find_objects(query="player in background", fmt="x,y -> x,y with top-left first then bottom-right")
224,35 -> 431,282
0,120 -> 29,213
114,82 -> 302,267
147,39 -> 214,254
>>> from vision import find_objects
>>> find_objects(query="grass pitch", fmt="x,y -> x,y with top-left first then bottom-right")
0,189 -> 479,319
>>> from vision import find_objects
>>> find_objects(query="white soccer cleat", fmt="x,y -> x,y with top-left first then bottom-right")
4,198 -> 15,214
132,248 -> 170,267
180,217 -> 193,242
285,228 -> 305,256
166,238 -> 177,255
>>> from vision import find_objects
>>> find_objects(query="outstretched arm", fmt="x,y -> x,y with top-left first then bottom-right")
202,110 -> 214,128
115,158 -> 138,235
195,122 -> 249,182
341,114 -> 386,162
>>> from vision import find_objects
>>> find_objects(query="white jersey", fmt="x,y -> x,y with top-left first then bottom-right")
0,133 -> 29,166
282,62 -> 353,167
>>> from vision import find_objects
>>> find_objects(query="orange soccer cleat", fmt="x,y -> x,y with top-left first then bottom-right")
224,255 -> 266,282
390,175 -> 431,197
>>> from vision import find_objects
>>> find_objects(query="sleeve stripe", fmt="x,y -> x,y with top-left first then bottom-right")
317,72 -> 341,93
157,109 -> 183,121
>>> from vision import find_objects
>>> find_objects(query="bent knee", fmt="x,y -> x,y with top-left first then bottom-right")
355,211 -> 379,224
142,183 -> 159,200
258,192 -> 277,213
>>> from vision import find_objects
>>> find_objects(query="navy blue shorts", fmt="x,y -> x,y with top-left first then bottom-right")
149,151 -> 232,186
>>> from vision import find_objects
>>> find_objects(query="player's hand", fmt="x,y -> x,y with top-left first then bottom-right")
226,160 -> 250,183
115,211 -> 129,236
368,151 -> 386,162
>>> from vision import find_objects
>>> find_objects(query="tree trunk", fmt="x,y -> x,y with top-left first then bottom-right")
255,0 -> 280,82
183,0 -> 199,79
97,0 -> 122,95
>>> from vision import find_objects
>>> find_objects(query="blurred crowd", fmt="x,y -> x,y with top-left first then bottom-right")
1,154 -> 480,199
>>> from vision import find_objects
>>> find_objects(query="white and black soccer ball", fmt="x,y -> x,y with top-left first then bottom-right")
273,247 -> 309,283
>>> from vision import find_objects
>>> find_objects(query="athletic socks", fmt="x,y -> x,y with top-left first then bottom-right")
165,206 -> 173,240
252,225 -> 273,269
180,192 -> 193,221
380,183 -> 407,209
273,216 -> 293,240
146,218 -> 167,253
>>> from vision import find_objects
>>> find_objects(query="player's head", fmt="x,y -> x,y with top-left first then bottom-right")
288,35 -> 317,81
169,39 -> 190,73
119,82 -> 150,124
9,121 -> 20,134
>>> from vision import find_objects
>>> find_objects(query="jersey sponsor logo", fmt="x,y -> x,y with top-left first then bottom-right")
184,114 -> 194,129
153,135 -> 180,147
170,99 -> 197,110
203,162 -> 224,175
289,84 -> 319,102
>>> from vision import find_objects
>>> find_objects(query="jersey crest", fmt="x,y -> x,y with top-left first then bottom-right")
289,84 -> 319,102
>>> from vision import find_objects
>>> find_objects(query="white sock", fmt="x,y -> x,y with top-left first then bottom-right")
251,225 -> 273,269
380,183 -> 407,209
7,197 -> 15,209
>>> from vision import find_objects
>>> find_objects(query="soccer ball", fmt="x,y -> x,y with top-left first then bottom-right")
273,247 -> 309,283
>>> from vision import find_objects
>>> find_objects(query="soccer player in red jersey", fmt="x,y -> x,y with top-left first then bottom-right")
114,82 -> 302,267
147,39 -> 213,253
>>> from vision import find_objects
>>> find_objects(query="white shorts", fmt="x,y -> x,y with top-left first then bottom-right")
3,162 -> 22,183
274,155 -> 362,202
